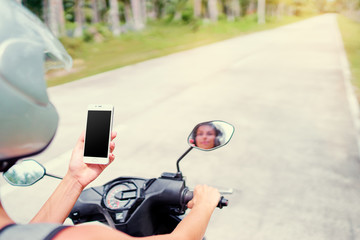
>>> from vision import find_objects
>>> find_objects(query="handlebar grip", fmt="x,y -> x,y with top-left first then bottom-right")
183,190 -> 193,204
217,196 -> 228,209
183,190 -> 228,209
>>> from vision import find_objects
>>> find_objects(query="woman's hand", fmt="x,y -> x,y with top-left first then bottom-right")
67,131 -> 117,188
187,185 -> 220,210
31,131 -> 117,224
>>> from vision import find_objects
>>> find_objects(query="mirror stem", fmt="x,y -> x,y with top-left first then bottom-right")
45,173 -> 62,180
176,147 -> 193,173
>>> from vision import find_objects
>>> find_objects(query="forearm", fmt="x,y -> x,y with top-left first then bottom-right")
30,172 -> 84,223
54,200 -> 216,240
171,204 -> 215,240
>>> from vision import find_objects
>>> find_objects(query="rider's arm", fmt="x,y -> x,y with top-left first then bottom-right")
29,172 -> 85,223
30,131 -> 117,223
53,185 -> 220,240
164,185 -> 220,240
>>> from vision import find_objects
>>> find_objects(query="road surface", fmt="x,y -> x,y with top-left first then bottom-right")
2,13 -> 360,240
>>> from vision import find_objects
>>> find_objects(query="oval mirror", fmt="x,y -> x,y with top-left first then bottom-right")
3,159 -> 45,186
188,120 -> 235,151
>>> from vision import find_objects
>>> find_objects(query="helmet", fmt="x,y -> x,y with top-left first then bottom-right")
0,0 -> 72,171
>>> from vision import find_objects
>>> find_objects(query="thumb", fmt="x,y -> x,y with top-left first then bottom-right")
187,200 -> 194,209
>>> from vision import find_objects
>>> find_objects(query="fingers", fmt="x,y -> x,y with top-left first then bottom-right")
187,200 -> 194,209
109,131 -> 116,153
109,131 -> 117,155
77,130 -> 85,148
109,141 -> 115,153
80,131 -> 85,141
190,184 -> 220,209
108,132 -> 117,164
109,153 -> 115,163
111,131 -> 117,141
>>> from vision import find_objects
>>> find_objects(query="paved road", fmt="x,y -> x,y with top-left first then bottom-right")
2,13 -> 360,239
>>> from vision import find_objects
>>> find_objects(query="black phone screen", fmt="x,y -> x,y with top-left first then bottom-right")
84,110 -> 112,158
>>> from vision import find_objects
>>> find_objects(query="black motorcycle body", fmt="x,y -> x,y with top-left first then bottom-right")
70,174 -> 187,236
3,120 -> 234,238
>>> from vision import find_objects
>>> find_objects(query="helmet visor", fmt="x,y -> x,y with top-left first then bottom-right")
0,0 -> 72,71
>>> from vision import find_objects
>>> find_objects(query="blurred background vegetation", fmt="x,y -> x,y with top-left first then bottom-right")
338,14 -> 360,99
18,0 -> 360,87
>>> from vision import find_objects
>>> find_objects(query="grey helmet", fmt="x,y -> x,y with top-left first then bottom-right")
0,0 -> 72,171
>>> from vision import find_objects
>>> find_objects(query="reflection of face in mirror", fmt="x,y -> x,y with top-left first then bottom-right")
189,120 -> 234,151
196,125 -> 216,149
192,122 -> 222,150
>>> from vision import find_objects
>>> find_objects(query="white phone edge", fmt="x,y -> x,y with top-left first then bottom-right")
83,104 -> 114,165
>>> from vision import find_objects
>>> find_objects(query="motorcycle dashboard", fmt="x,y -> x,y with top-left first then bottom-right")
104,181 -> 138,210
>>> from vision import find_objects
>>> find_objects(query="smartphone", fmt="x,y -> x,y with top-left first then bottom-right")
83,104 -> 114,164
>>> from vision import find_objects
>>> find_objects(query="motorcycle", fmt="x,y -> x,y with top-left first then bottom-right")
3,120 -> 235,237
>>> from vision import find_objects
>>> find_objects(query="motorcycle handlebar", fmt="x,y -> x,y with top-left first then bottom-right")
183,190 -> 228,209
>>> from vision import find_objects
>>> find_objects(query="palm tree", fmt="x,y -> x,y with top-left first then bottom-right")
109,0 -> 121,35
42,0 -> 49,27
74,0 -> 85,37
257,0 -> 265,24
91,0 -> 101,24
131,0 -> 145,30
123,0 -> 135,28
208,0 -> 219,21
47,0 -> 66,37
194,0 -> 202,17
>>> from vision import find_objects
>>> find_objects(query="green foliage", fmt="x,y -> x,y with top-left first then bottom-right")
63,0 -> 75,21
218,13 -> 227,21
82,23 -> 115,42
239,0 -> 251,16
47,15 -> 310,86
84,7 -> 94,24
82,28 -> 94,42
94,23 -> 114,39
65,21 -> 77,31
338,14 -> 360,98
23,0 -> 43,19
59,36 -> 84,58
181,6 -> 194,23
154,0 -> 166,18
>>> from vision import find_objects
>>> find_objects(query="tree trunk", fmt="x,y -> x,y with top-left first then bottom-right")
74,0 -> 84,37
230,0 -> 240,19
124,0 -> 134,28
153,0 -> 163,19
276,2 -> 285,20
257,0 -> 265,24
48,0 -> 61,36
220,0 -> 227,18
247,0 -> 256,14
98,0 -> 107,21
91,0 -> 100,24
141,0 -> 147,24
146,0 -> 156,20
131,0 -> 145,30
42,0 -> 49,26
194,0 -> 202,17
208,0 -> 218,22
109,0 -> 121,36
58,0 -> 66,36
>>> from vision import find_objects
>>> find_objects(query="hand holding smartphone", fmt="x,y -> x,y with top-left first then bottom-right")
83,104 -> 114,165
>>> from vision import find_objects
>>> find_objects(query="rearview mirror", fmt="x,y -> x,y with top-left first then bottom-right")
188,120 -> 234,151
3,159 -> 45,186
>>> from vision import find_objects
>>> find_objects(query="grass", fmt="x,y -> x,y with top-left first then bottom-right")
47,15 -> 312,87
337,14 -> 360,96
